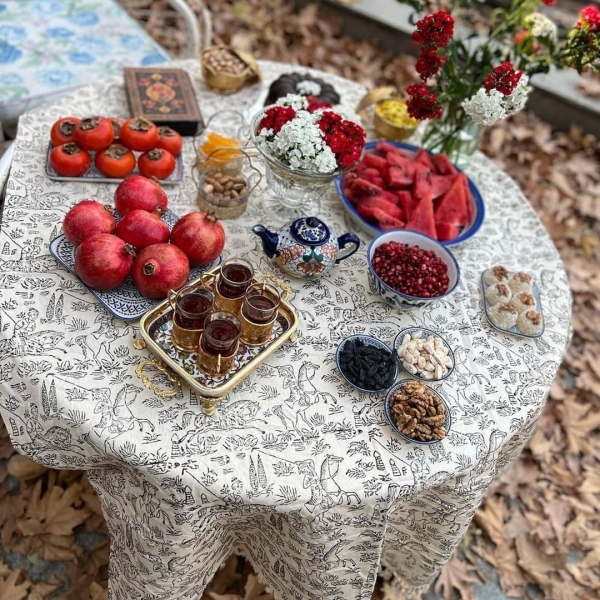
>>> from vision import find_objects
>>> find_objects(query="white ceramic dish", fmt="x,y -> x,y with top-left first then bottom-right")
367,230 -> 460,309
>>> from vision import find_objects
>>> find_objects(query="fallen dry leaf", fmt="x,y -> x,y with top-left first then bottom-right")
0,568 -> 30,600
433,554 -> 479,600
6,455 -> 48,482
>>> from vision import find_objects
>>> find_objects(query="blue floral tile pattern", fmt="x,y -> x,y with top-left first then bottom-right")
0,0 -> 170,122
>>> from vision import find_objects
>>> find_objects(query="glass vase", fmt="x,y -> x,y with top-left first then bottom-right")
421,106 -> 481,170
250,112 -> 346,224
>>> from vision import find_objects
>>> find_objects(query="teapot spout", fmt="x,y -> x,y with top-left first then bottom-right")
252,224 -> 278,259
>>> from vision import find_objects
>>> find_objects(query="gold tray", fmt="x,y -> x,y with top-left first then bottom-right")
135,269 -> 299,415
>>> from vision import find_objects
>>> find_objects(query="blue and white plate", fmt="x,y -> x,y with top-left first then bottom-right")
384,380 -> 452,445
49,208 -> 222,321
334,140 -> 485,246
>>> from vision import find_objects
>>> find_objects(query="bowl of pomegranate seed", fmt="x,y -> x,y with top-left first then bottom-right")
367,230 -> 460,308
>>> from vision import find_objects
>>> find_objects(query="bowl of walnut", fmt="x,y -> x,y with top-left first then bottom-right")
384,380 -> 451,444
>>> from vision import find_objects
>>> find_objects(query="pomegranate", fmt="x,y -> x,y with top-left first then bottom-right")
132,243 -> 189,299
116,210 -> 170,250
63,200 -> 116,246
74,234 -> 136,291
114,175 -> 168,216
170,212 -> 225,267
371,242 -> 449,297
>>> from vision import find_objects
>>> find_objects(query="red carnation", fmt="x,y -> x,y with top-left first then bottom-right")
578,5 -> 600,31
321,116 -> 366,169
483,62 -> 523,96
405,84 -> 442,120
412,11 -> 454,49
416,48 -> 446,80
306,95 -> 333,112
257,106 -> 296,134
541,0 -> 555,4
317,110 -> 343,134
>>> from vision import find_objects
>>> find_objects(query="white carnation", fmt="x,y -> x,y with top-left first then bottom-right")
524,13 -> 557,41
503,74 -> 530,115
275,94 -> 308,110
296,80 -> 322,96
462,88 -> 507,126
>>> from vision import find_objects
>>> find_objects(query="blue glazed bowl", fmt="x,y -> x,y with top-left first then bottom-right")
393,327 -> 455,382
334,140 -> 485,246
336,334 -> 399,393
384,380 -> 452,445
367,230 -> 460,309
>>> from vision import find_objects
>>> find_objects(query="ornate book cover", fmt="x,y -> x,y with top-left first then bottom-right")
124,67 -> 204,136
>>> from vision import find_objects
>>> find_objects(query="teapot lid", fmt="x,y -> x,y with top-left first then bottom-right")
289,216 -> 330,246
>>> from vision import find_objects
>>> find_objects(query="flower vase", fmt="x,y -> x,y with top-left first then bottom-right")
421,106 -> 481,170
258,150 -> 339,224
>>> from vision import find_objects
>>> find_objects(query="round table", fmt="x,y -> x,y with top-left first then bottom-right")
0,59 -> 571,600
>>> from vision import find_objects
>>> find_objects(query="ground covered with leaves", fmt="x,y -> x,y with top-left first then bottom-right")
0,1 -> 599,598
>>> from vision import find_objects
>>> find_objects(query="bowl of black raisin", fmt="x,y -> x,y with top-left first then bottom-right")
336,334 -> 399,393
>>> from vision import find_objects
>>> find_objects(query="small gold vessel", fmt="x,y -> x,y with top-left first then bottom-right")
201,45 -> 261,94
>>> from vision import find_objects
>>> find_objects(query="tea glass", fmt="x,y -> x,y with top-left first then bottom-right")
169,286 -> 215,351
197,310 -> 241,376
240,282 -> 282,346
215,258 -> 254,314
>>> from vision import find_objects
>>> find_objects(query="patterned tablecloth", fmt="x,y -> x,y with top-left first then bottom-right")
0,59 -> 571,600
0,0 -> 169,124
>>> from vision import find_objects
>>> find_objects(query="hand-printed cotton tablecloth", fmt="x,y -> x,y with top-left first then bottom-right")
0,0 -> 169,124
0,60 -> 571,599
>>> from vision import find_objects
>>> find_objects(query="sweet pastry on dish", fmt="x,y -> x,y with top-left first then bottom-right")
516,310 -> 543,335
488,301 -> 519,329
265,72 -> 341,106
512,291 -> 536,313
483,265 -> 510,286
508,271 -> 533,294
484,283 -> 512,306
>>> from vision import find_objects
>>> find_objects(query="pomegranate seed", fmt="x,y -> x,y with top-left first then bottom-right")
372,242 -> 449,298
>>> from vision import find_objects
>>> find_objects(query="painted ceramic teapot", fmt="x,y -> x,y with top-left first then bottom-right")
252,217 -> 360,278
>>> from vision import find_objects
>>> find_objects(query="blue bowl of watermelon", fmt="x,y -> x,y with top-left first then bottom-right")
334,140 -> 484,246
367,230 -> 460,309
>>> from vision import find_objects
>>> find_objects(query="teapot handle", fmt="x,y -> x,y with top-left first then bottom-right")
335,233 -> 360,264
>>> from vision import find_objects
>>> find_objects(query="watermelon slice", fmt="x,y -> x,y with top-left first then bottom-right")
434,173 -> 470,227
350,177 -> 383,198
436,222 -> 460,242
395,190 -> 418,221
385,165 -> 413,188
357,205 -> 405,230
363,152 -> 388,174
432,153 -> 457,176
405,189 -> 437,239
415,148 -> 435,171
413,163 -> 432,202
358,196 -> 404,222
429,173 -> 457,200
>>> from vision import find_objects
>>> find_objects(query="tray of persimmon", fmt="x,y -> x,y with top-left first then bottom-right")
137,267 -> 299,399
45,115 -> 184,184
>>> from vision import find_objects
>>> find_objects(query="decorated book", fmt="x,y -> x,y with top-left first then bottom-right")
124,67 -> 204,136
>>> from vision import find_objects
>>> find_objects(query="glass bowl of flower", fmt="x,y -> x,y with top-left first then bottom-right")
250,94 -> 367,223
399,0 -> 600,168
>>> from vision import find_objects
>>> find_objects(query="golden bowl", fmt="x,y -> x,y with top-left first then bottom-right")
201,46 -> 261,95
374,99 -> 419,141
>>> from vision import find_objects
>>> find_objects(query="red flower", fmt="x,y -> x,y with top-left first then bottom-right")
306,95 -> 333,112
321,116 -> 366,169
541,0 -> 555,4
578,5 -> 600,31
416,48 -> 446,80
413,11 -> 454,49
317,110 -> 343,134
406,84 -> 442,120
258,106 -> 296,134
483,62 -> 523,96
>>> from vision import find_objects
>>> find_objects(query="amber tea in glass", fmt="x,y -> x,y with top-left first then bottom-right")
169,286 -> 215,351
217,258 -> 254,298
240,283 -> 281,346
197,311 -> 241,376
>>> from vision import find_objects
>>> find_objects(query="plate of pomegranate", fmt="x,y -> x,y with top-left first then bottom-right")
367,229 -> 460,308
49,176 -> 225,321
46,115 -> 184,184
335,140 -> 485,245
